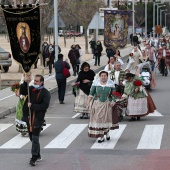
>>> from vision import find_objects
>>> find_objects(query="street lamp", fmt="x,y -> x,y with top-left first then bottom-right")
145,0 -> 147,39
165,13 -> 170,27
160,9 -> 167,27
54,0 -> 58,61
153,2 -> 161,38
157,4 -> 165,37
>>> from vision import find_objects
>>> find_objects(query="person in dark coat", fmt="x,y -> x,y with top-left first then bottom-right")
73,62 -> 95,119
54,54 -> 70,104
20,74 -> 51,166
68,44 -> 80,76
89,38 -> 96,59
130,33 -> 133,45
133,34 -> 138,46
42,42 -> 49,67
106,47 -> 115,60
47,44 -> 55,75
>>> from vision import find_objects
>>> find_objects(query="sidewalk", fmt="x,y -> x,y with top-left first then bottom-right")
0,35 -> 133,118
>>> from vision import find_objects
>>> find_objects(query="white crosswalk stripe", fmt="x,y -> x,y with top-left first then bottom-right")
44,124 -> 88,149
91,124 -> 127,149
137,125 -> 164,149
0,124 -> 51,149
0,123 -> 166,150
0,124 -> 13,132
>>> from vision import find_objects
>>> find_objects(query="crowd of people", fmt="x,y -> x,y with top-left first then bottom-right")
13,33 -> 170,166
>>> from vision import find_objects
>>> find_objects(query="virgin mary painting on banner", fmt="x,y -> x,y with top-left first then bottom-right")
104,10 -> 131,49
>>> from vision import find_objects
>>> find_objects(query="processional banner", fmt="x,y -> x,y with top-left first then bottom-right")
104,10 -> 131,49
2,5 -> 40,73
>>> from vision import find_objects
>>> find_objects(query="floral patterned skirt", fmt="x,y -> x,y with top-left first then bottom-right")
73,89 -> 90,114
88,100 -> 119,138
15,98 -> 28,133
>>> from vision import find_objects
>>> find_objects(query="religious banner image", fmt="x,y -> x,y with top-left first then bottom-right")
2,6 -> 40,73
104,10 -> 131,48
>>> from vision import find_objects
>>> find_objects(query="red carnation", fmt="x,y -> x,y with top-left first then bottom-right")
112,91 -> 121,99
133,80 -> 142,86
32,88 -> 36,93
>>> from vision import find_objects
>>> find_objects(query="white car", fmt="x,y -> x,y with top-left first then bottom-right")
0,47 -> 12,72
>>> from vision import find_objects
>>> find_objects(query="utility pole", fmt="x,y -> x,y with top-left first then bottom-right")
145,0 -> 147,39
54,0 -> 58,61
132,0 -> 134,35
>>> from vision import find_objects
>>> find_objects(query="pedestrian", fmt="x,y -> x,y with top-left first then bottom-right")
158,44 -> 170,76
68,44 -> 80,76
133,33 -> 138,46
54,54 -> 70,104
130,33 -> 133,45
110,61 -> 126,95
87,70 -> 119,143
106,46 -> 115,60
47,44 -> 55,75
89,38 -> 96,59
15,73 -> 33,136
114,49 -> 124,66
97,40 -> 103,64
73,62 -> 95,119
75,44 -> 82,74
123,73 -> 156,121
20,74 -> 51,166
104,56 -> 116,74
145,43 -> 156,72
42,42 -> 49,67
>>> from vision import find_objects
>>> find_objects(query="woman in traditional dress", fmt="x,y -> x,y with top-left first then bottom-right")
123,73 -> 156,121
87,70 -> 119,143
15,73 -> 34,136
114,49 -> 124,66
73,62 -> 95,119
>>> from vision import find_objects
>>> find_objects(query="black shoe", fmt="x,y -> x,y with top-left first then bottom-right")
130,117 -> 136,121
137,117 -> 140,121
98,137 -> 105,143
162,74 -> 164,76
106,132 -> 110,141
43,120 -> 46,126
29,158 -> 36,166
80,113 -> 85,119
60,101 -> 65,104
83,113 -> 89,119
36,156 -> 42,162
94,64 -> 97,66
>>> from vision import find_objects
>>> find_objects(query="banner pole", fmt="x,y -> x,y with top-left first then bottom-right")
27,80 -> 32,132
54,0 -> 58,61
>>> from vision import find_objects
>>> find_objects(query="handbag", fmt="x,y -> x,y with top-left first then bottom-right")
62,61 -> 70,78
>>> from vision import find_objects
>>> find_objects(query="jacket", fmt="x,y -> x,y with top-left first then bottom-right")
68,49 -> 80,64
54,60 -> 70,79
20,82 -> 51,126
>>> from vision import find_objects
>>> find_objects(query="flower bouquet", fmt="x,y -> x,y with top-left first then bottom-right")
11,83 -> 20,93
133,80 -> 143,91
72,82 -> 80,97
111,91 -> 122,102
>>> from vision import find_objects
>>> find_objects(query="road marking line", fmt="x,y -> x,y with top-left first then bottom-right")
147,110 -> 163,116
0,124 -> 51,149
44,124 -> 87,148
72,113 -> 80,118
0,124 -> 13,132
91,124 -> 127,149
137,125 -> 164,149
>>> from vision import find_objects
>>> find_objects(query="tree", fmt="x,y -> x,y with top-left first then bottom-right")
66,0 -> 105,53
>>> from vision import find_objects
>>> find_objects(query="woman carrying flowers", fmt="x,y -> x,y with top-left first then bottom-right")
123,73 -> 156,121
73,62 -> 95,119
87,70 -> 119,143
14,73 -> 34,136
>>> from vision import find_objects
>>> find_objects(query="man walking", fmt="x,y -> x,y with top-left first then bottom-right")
54,54 -> 70,104
20,74 -> 51,166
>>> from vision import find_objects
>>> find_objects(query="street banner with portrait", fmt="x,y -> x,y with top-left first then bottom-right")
2,6 -> 40,73
104,10 -> 131,49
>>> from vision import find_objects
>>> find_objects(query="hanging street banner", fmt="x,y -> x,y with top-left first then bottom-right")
104,10 -> 131,49
2,6 -> 40,73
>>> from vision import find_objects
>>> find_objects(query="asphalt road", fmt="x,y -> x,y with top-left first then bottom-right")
0,67 -> 170,170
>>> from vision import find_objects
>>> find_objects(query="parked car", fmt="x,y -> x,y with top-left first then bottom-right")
0,47 -> 12,72
66,30 -> 83,37
58,30 -> 67,37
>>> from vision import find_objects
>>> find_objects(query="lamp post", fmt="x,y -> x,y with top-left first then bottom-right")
54,0 -> 58,61
157,4 -> 165,37
165,13 -> 170,27
132,0 -> 134,35
160,9 -> 167,27
153,2 -> 161,38
145,0 -> 147,39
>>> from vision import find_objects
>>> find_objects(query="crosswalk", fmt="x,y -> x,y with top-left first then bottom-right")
0,123 -> 166,150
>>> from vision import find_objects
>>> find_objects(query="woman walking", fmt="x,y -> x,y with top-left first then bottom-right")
75,44 -> 82,74
123,73 -> 156,121
73,62 -> 95,119
87,70 -> 119,143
